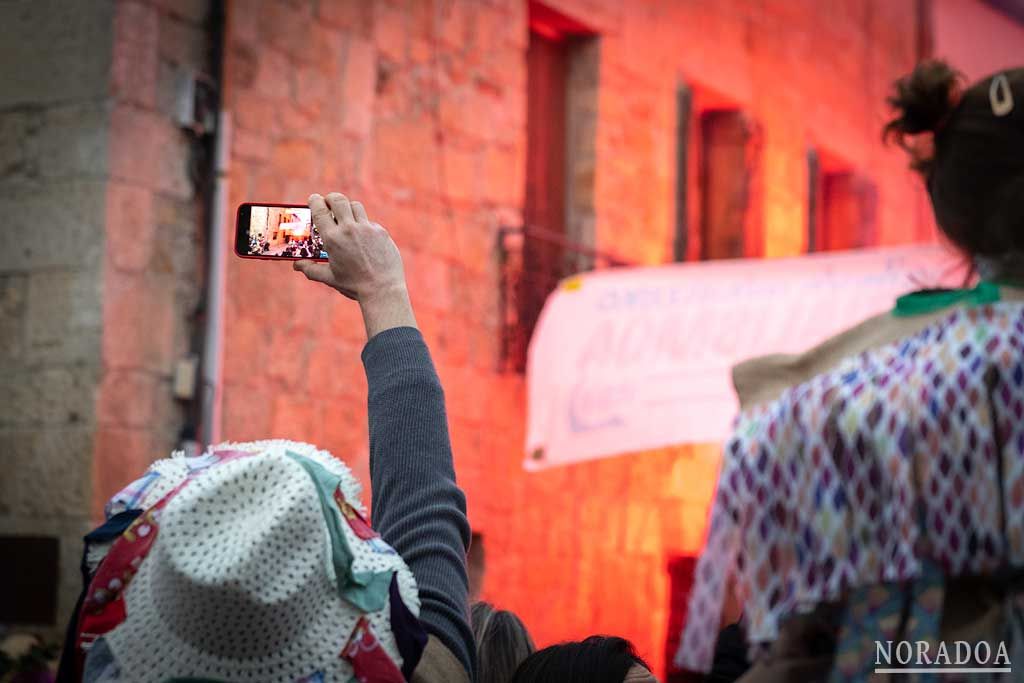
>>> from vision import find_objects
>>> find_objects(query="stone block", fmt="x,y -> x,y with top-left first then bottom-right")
436,0 -> 472,49
108,106 -> 192,198
220,379 -> 274,441
0,0 -> 114,107
438,364 -> 486,423
227,252 -> 296,314
481,45 -> 528,97
303,338 -> 362,396
233,126 -> 273,162
31,102 -> 110,182
270,393 -> 321,442
0,108 -> 41,186
114,0 -> 159,50
277,102 -> 322,138
310,23 -> 346,80
403,249 -> 453,313
440,144 -> 478,203
96,369 -> 160,428
158,11 -> 212,70
451,209 -> 495,272
266,328 -> 312,389
325,298 -> 369,347
409,36 -> 431,65
253,49 -> 293,97
0,274 -> 27,367
234,96 -> 279,134
371,117 -> 436,192
220,313 -> 263,384
0,428 -> 93,520
436,315 -> 475,368
153,195 -> 200,277
112,9 -> 159,109
320,131 -> 367,192
0,365 -> 99,429
0,181 -> 107,272
465,83 -> 513,143
373,3 -> 408,63
25,268 -> 103,365
340,36 -> 377,138
152,0 -> 212,26
101,269 -> 175,372
481,143 -> 523,206
225,41 -> 259,90
260,0 -> 314,62
316,0 -> 374,36
270,138 -> 319,181
105,181 -> 155,272
292,64 -> 331,119
244,167 -> 282,203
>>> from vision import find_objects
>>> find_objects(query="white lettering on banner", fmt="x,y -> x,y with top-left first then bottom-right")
525,244 -> 963,470
873,639 -> 1012,674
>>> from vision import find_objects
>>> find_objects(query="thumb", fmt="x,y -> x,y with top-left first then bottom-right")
294,260 -> 334,285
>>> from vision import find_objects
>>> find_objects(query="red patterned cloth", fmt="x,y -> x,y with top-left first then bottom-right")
342,617 -> 406,683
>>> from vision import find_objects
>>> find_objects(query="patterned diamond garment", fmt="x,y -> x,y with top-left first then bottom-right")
675,302 -> 1024,673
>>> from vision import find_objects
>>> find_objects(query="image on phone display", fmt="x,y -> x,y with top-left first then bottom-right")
238,204 -> 327,259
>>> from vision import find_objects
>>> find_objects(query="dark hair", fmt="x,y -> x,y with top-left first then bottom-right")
884,60 -> 1024,261
510,636 -> 651,683
472,602 -> 536,683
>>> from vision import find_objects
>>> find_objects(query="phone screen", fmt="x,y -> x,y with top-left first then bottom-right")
236,203 -> 327,260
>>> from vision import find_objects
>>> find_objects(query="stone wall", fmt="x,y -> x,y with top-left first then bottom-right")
92,0 -> 215,519
0,0 -> 214,633
0,0 -> 115,632
218,0 -> 932,676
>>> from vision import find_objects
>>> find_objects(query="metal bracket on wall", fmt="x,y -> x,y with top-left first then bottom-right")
173,67 -> 218,136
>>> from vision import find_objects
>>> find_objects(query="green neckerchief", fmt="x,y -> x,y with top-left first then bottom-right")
285,451 -> 394,612
892,280 -> 1002,317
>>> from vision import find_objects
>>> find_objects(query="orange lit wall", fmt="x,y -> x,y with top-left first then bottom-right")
214,0 -> 1004,677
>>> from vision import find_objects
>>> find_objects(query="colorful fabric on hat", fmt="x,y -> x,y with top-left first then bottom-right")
56,511 -> 143,683
77,451 -> 259,668
285,451 -> 395,613
342,617 -> 406,683
389,574 -> 428,679
77,442 -> 425,683
103,450 -> 252,519
105,470 -> 162,519
676,302 -> 1024,673
77,485 -> 184,658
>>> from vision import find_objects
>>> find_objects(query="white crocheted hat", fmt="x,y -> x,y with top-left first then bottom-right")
85,440 -> 421,683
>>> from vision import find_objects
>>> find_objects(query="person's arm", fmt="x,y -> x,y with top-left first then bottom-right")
362,325 -> 475,678
295,193 -> 476,679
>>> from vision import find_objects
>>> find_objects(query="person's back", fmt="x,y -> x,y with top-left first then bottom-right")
677,61 -> 1024,682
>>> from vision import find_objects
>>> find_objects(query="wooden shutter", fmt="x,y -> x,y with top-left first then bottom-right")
700,111 -> 763,260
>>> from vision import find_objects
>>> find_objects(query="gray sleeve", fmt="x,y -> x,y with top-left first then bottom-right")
361,326 -> 476,680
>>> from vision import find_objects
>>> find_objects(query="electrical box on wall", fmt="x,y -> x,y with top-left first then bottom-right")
173,67 -> 217,135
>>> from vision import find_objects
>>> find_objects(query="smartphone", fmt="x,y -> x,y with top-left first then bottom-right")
235,202 -> 328,261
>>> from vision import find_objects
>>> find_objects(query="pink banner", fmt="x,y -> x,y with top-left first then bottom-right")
525,244 -> 963,470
